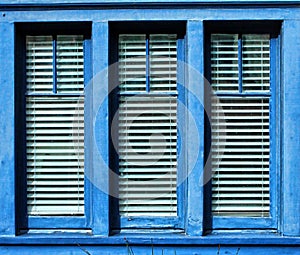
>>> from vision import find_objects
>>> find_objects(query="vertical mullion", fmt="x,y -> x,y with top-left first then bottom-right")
53,35 -> 57,94
269,35 -> 277,225
238,34 -> 243,94
146,34 -> 150,93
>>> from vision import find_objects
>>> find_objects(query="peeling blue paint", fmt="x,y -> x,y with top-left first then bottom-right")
0,0 -> 300,254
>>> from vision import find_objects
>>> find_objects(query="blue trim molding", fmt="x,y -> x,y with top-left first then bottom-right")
0,22 -> 15,236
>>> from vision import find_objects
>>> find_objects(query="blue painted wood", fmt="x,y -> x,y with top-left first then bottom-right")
213,217 -> 274,229
0,232 -> 300,245
1,8 -> 299,23
238,35 -> 243,93
146,34 -> 150,93
28,217 -> 86,229
83,37 -> 92,229
211,26 -> 278,230
269,35 -> 279,228
25,29 -> 89,230
0,0 -> 299,6
120,217 -> 181,229
0,245 -> 300,255
90,21 -> 110,236
0,22 -> 15,236
52,37 -> 57,94
110,23 -> 186,230
176,36 -> 186,230
185,20 -> 204,236
281,20 -> 300,236
1,245 -> 300,255
0,1 -> 299,253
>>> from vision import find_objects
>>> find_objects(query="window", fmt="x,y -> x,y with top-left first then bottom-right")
118,34 -> 178,218
26,35 -> 85,216
12,20 -> 283,237
109,22 -> 186,230
15,23 -> 92,230
205,22 -> 280,230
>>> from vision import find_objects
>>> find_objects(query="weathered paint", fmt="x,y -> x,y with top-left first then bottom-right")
281,19 -> 300,237
0,245 -> 300,255
0,1 -> 300,254
0,22 -> 15,236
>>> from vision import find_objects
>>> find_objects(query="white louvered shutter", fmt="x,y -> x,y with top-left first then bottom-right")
118,34 -> 178,217
211,34 -> 270,217
26,35 -> 85,216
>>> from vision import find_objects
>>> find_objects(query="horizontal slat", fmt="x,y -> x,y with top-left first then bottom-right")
119,206 -> 176,212
120,200 -> 177,206
212,187 -> 269,192
26,168 -> 84,173
212,206 -> 269,210
119,193 -> 177,199
28,186 -> 84,192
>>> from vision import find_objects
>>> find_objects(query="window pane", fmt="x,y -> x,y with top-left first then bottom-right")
26,35 -> 85,216
211,34 -> 239,92
118,96 -> 177,217
119,34 -> 146,93
242,34 -> 270,92
26,36 -> 53,94
149,34 -> 177,93
26,97 -> 84,215
57,35 -> 84,94
118,34 -> 178,217
211,97 -> 270,217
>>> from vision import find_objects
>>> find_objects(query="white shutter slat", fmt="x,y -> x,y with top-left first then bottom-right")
211,97 -> 270,217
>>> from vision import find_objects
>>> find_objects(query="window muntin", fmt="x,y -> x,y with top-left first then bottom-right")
26,35 -> 85,216
118,34 -> 178,217
210,34 -> 271,217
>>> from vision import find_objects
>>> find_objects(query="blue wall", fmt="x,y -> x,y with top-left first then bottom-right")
1,1 -> 300,254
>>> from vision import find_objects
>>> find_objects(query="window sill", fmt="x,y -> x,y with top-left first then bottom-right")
1,231 -> 300,246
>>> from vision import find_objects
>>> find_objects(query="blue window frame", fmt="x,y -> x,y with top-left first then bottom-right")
204,21 -> 281,231
8,18 -> 293,241
109,22 -> 187,231
15,22 -> 92,231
